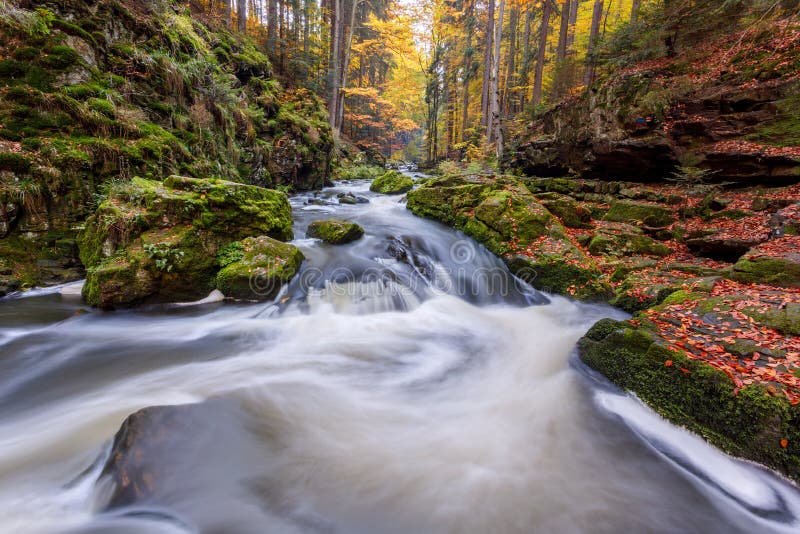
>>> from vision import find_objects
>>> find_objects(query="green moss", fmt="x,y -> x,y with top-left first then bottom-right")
0,153 -> 32,173
604,200 -> 674,227
746,93 -> 800,147
732,255 -> 800,288
216,236 -> 304,300
588,230 -> 671,257
41,45 -> 82,69
579,320 -> 800,482
307,219 -> 364,245
87,97 -> 116,117
370,171 -> 414,194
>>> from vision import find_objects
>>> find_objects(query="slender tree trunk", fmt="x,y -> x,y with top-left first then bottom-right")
567,0 -> 579,47
237,0 -> 247,32
221,0 -> 231,26
488,0 -> 504,157
532,0 -> 552,107
556,0 -> 571,61
503,6 -> 518,116
480,0 -> 495,128
328,0 -> 341,132
302,0 -> 310,56
337,0 -> 361,132
630,0 -> 641,23
583,0 -> 603,86
518,6 -> 533,111
267,0 -> 277,50
461,1 -> 474,141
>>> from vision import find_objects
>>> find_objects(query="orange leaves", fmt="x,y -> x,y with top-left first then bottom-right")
645,278 -> 800,404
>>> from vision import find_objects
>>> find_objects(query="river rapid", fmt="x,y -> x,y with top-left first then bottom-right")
0,174 -> 799,533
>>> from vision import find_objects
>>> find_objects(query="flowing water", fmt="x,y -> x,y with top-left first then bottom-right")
1,174 -> 799,533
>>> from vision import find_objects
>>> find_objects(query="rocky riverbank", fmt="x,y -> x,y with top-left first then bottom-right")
408,172 -> 800,482
0,0 -> 332,294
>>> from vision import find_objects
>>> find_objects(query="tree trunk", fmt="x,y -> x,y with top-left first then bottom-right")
567,0 -> 579,48
480,0 -> 495,128
630,0 -> 640,24
488,0 -> 504,157
461,1 -> 474,141
532,0 -> 552,107
221,0 -> 231,25
328,0 -> 341,132
267,0 -> 277,50
503,5 -> 518,116
556,0 -> 571,61
237,0 -> 247,32
518,6 -> 533,111
583,0 -> 603,86
336,0 -> 361,132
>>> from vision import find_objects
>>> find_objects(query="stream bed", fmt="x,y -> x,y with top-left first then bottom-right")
0,176 -> 799,533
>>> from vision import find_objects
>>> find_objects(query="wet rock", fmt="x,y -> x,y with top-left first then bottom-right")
216,236 -> 304,300
578,317 -> 800,483
407,174 -> 610,300
370,171 -> 413,195
78,176 -> 294,308
307,219 -> 364,245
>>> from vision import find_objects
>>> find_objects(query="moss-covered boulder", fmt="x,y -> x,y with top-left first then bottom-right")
732,237 -> 800,287
78,176 -> 293,308
604,200 -> 675,227
215,236 -> 304,300
588,222 -> 671,257
370,171 -> 414,195
307,219 -> 364,245
538,193 -> 592,229
407,174 -> 610,300
579,318 -> 800,482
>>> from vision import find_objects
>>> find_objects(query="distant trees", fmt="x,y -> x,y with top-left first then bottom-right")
201,0 -> 656,164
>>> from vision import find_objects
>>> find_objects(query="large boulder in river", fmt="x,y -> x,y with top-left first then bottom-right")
370,171 -> 413,194
307,219 -> 364,244
216,236 -> 304,300
407,174 -> 610,300
78,176 -> 296,308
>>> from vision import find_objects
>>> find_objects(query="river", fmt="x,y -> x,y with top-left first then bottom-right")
0,175 -> 798,533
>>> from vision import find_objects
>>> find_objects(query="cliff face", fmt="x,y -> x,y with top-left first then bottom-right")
0,0 -> 333,293
503,14 -> 800,185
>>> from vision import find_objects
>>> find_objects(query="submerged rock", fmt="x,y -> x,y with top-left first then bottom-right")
407,174 -> 610,300
370,171 -> 414,195
306,219 -> 364,245
216,236 -> 304,300
78,176 -> 295,308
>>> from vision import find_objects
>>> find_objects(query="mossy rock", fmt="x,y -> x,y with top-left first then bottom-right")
588,224 -> 671,257
79,176 -> 295,308
407,174 -> 610,300
216,236 -> 304,301
604,200 -> 675,227
578,319 -> 800,483
732,249 -> 800,288
539,194 -> 592,229
307,219 -> 364,245
370,170 -> 414,194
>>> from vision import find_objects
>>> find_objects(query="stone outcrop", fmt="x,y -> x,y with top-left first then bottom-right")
78,176 -> 299,308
